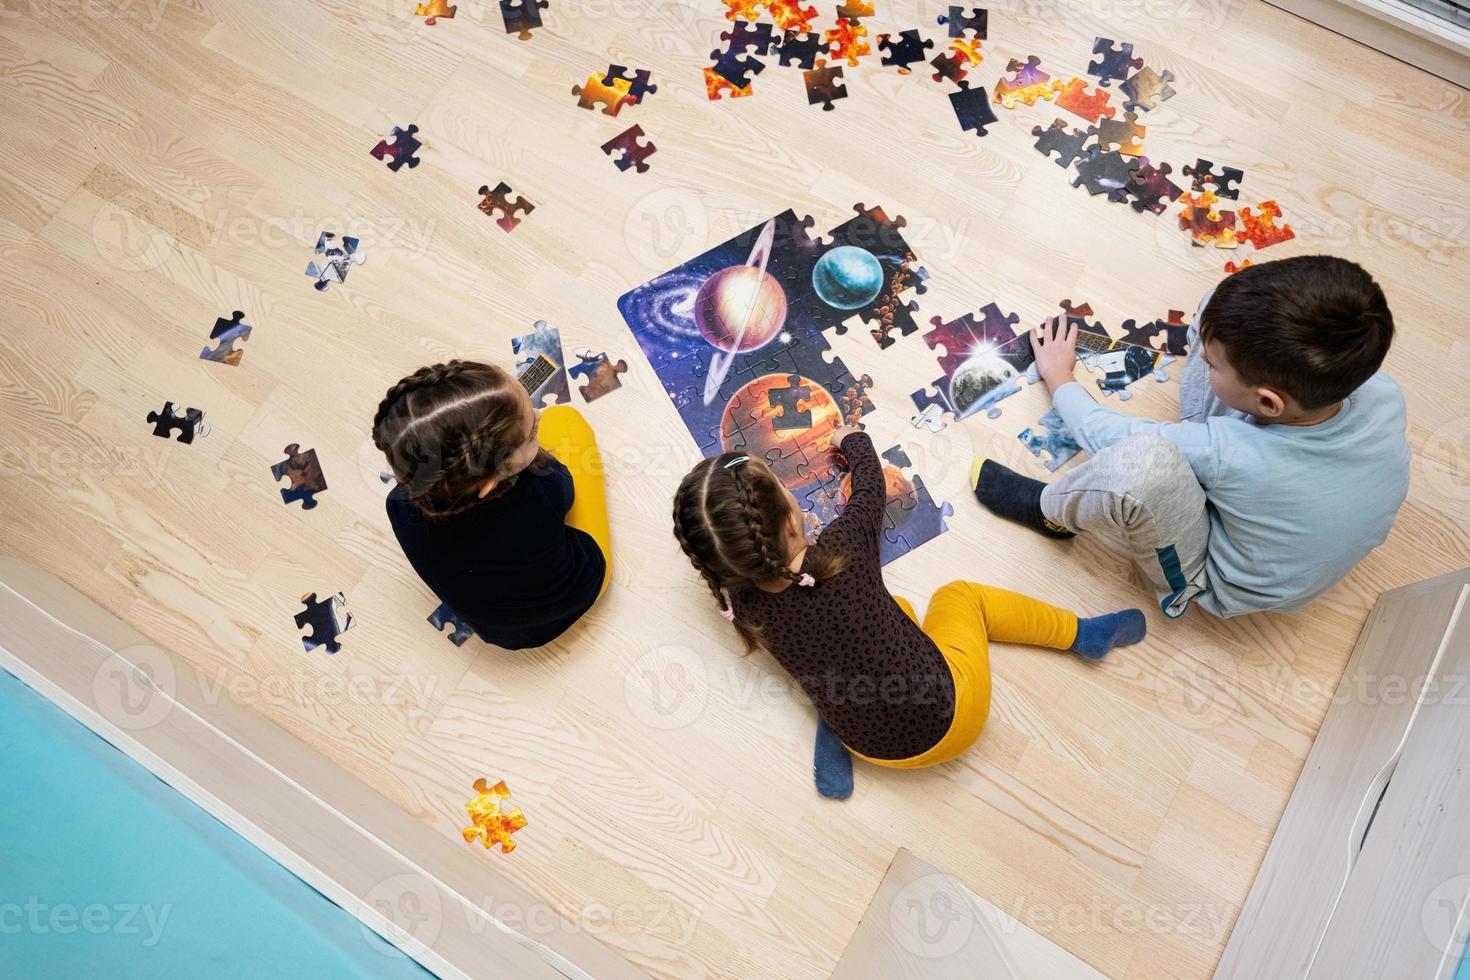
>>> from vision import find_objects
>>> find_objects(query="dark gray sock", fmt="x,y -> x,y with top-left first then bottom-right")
971,459 -> 1075,539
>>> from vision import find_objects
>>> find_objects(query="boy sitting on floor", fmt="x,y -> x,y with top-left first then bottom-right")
971,255 -> 1410,619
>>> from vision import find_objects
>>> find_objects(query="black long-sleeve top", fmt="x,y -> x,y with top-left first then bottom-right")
731,433 -> 956,760
386,456 -> 605,650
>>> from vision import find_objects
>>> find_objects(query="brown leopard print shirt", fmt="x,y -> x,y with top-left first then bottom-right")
732,432 -> 956,760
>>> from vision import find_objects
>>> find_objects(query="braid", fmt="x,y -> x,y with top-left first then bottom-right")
671,487 -> 731,615
371,360 -> 477,454
728,465 -> 803,587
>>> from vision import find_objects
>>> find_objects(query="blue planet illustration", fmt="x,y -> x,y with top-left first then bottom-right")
811,245 -> 883,310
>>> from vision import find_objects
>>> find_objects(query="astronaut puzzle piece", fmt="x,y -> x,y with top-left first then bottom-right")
305,232 -> 365,291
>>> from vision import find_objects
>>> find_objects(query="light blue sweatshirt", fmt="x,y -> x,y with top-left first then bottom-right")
1050,292 -> 1411,617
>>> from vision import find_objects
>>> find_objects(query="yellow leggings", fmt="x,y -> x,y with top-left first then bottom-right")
851,582 -> 1079,769
537,405 -> 612,597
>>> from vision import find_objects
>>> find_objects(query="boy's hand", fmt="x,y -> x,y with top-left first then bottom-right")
1032,317 -> 1079,392
828,425 -> 864,455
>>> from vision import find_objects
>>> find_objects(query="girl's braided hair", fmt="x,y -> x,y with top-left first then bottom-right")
372,360 -> 546,518
671,453 -> 845,653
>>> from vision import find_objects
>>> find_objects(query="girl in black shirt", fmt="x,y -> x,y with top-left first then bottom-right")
375,361 -> 610,649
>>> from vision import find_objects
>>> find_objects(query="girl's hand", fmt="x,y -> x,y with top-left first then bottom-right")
828,425 -> 864,454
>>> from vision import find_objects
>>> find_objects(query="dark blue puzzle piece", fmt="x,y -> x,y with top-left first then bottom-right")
428,602 -> 475,646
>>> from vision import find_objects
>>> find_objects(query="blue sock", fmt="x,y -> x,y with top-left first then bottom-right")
1071,609 -> 1147,660
813,716 -> 853,800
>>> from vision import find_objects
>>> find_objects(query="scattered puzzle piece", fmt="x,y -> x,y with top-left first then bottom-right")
710,46 -> 766,88
1072,146 -> 1140,197
951,84 -> 998,135
370,125 -> 421,172
200,310 -> 251,365
1183,158 -> 1245,200
722,0 -> 764,20
993,57 -> 1062,109
271,443 -> 327,509
777,29 -> 824,68
499,0 -> 547,39
603,64 -> 658,103
145,401 -> 208,443
428,602 -> 475,646
600,124 -> 656,172
836,0 -> 874,17
767,0 -> 819,31
414,0 -> 455,24
1237,200 -> 1295,249
569,348 -> 629,402
1122,158 -> 1182,214
1224,259 -> 1253,274
463,778 -> 527,853
825,17 -> 870,67
1054,76 -> 1115,122
477,182 -> 534,232
1019,408 -> 1081,471
877,29 -> 933,73
911,403 -> 946,432
937,5 -> 987,38
719,21 -> 776,55
513,320 -> 571,408
1088,37 -> 1142,87
1031,118 -> 1090,168
572,72 -> 634,115
803,58 -> 847,110
305,232 -> 365,291
1179,191 -> 1238,247
1119,65 -> 1175,112
295,592 -> 352,655
1092,110 -> 1146,157
704,66 -> 753,99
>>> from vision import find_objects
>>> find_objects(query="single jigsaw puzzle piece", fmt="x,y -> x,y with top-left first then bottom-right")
1118,310 -> 1190,355
722,0 -> 764,19
1182,158 -> 1245,200
414,0 -> 455,24
777,29 -> 824,68
1237,200 -> 1295,249
462,778 -> 527,853
1092,110 -> 1146,157
1090,342 -> 1162,394
512,319 -> 571,407
1072,146 -> 1140,197
704,66 -> 753,99
200,310 -> 251,365
839,373 -> 874,425
271,443 -> 327,509
145,401 -> 208,443
428,602 -> 475,646
305,231 -> 365,291
950,83 -> 998,134
936,5 -> 987,38
994,57 -> 1062,109
803,58 -> 847,110
572,72 -> 635,115
477,182 -> 535,231
569,349 -> 629,402
709,46 -> 766,88
1122,158 -> 1182,214
499,0 -> 547,39
370,124 -> 421,171
600,124 -> 656,173
1054,76 -> 1115,122
1119,65 -> 1175,112
911,403 -> 946,432
1031,118 -> 1090,168
1225,259 -> 1253,274
1178,191 -> 1239,248
836,0 -> 874,16
1018,408 -> 1081,472
825,17 -> 871,67
602,64 -> 657,103
767,0 -> 818,30
719,21 -> 776,55
877,29 -> 933,73
295,592 -> 353,655
1087,37 -> 1142,86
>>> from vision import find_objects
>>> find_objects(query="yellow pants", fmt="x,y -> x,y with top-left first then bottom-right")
537,405 -> 612,597
852,582 -> 1079,769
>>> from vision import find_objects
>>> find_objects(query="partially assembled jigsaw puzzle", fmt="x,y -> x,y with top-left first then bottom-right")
800,444 -> 954,563
618,205 -> 948,565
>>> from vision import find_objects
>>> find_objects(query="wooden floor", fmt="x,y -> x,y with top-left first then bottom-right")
2,1 -> 1468,976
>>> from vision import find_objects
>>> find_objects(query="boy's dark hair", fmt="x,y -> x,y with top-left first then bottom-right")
1200,255 -> 1394,410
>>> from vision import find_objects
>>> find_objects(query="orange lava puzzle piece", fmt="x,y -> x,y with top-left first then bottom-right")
825,17 -> 871,66
463,778 -> 528,853
704,66 -> 752,99
1179,191 -> 1239,249
1237,200 -> 1296,249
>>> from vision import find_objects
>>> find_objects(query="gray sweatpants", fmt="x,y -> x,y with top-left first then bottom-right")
1039,306 -> 1233,617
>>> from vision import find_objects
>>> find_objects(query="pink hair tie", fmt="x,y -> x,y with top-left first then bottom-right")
720,606 -> 735,622
798,573 -> 816,588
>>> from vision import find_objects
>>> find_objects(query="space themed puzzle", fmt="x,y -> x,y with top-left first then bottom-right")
617,204 -> 952,563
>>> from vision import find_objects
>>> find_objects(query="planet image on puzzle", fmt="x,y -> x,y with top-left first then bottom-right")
695,265 -> 788,353
949,349 -> 1023,418
720,373 -> 843,490
839,466 -> 918,531
811,245 -> 884,310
